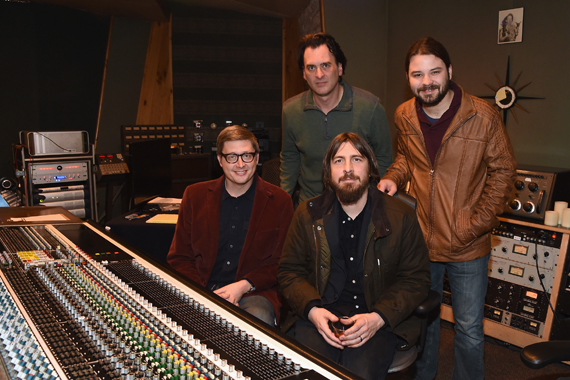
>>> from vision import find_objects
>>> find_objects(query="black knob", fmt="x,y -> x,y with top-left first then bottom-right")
544,252 -> 550,257
514,180 -> 525,190
509,199 -> 521,211
528,276 -> 534,282
502,247 -> 508,253
523,202 -> 535,213
528,182 -> 539,192
498,268 -> 504,274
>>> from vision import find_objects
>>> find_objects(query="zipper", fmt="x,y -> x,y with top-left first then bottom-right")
312,224 -> 320,294
403,110 -> 474,247
404,114 -> 437,246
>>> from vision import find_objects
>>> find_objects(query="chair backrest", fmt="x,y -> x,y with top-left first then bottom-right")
393,191 -> 417,210
262,157 -> 281,187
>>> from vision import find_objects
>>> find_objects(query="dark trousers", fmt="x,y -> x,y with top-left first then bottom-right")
291,318 -> 398,380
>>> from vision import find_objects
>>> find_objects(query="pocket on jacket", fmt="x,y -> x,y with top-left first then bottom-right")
456,209 -> 476,245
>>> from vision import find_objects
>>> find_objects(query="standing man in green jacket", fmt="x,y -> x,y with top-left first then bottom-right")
280,33 -> 392,204
279,133 -> 430,380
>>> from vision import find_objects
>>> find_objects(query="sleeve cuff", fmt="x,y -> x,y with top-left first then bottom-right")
373,309 -> 390,330
303,299 -> 322,320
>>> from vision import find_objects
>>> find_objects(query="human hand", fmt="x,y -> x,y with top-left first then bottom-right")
377,179 -> 397,195
213,280 -> 251,305
339,312 -> 384,348
307,307 -> 343,349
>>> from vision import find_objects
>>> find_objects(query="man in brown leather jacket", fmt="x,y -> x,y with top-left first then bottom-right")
280,133 -> 430,380
379,37 -> 517,380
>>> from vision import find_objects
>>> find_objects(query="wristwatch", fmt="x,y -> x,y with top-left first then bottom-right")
245,279 -> 255,293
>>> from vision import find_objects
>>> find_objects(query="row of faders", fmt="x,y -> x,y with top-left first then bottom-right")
0,276 -> 60,379
0,224 -> 310,380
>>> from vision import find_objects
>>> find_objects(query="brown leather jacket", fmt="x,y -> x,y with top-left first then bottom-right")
383,85 -> 517,262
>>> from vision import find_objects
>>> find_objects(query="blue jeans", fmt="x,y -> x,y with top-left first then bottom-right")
238,295 -> 275,326
414,254 -> 489,380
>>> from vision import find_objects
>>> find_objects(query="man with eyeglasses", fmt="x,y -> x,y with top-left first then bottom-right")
280,33 -> 393,204
168,125 -> 294,325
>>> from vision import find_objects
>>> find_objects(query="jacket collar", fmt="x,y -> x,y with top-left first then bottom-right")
306,184 -> 392,238
303,81 -> 353,112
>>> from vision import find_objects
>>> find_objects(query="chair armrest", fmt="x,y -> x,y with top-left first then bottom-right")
520,341 -> 570,369
393,191 -> 417,210
415,290 -> 441,317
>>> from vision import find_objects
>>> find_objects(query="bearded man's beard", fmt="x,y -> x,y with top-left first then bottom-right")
331,173 -> 369,204
413,75 -> 450,106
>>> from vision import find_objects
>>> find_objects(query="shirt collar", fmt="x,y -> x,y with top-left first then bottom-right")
335,191 -> 371,222
221,175 -> 257,201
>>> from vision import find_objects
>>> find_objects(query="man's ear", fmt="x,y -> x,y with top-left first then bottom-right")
448,65 -> 453,80
217,155 -> 222,167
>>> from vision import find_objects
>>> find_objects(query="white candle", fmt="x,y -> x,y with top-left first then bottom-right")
544,211 -> 559,227
562,208 -> 570,228
554,201 -> 568,225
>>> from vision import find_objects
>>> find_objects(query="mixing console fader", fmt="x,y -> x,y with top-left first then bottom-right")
0,218 -> 354,380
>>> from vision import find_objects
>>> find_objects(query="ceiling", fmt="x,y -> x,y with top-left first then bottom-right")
26,0 -> 311,21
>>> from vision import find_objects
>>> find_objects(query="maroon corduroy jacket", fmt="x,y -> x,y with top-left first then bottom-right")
167,175 -> 294,322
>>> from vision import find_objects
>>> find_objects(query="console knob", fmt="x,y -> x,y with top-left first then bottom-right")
514,180 -> 525,190
528,275 -> 534,282
523,202 -> 535,213
528,182 -> 539,192
509,199 -> 521,211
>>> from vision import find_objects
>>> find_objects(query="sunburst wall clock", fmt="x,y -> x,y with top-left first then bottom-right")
479,56 -> 544,125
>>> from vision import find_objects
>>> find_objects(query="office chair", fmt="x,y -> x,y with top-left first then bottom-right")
261,157 -> 281,187
388,290 -> 441,373
388,191 -> 441,373
520,341 -> 570,380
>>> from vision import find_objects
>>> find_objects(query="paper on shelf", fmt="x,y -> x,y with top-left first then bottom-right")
148,197 -> 182,204
146,214 -> 178,224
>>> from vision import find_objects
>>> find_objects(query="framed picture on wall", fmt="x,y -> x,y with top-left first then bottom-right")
498,8 -> 524,44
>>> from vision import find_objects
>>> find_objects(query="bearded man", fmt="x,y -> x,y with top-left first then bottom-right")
278,132 -> 431,380
379,37 -> 517,380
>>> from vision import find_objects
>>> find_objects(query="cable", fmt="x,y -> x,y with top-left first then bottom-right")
533,247 -> 561,326
32,132 -> 75,153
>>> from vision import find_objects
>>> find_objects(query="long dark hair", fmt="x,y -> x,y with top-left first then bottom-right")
405,37 -> 451,73
322,133 -> 380,192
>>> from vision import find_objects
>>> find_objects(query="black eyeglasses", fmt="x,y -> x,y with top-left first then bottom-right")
220,152 -> 256,164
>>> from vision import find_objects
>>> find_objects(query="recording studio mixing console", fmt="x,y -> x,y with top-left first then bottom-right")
0,208 -> 356,380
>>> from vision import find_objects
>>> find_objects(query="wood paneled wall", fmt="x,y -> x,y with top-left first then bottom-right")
136,17 -> 173,125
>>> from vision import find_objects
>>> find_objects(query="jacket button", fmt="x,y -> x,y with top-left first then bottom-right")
385,228 -> 390,232
309,202 -> 313,207
320,266 -> 324,269
317,226 -> 322,230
